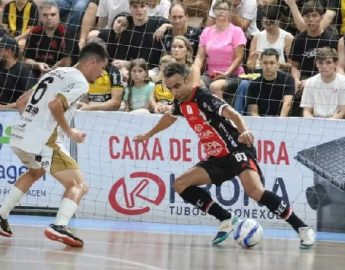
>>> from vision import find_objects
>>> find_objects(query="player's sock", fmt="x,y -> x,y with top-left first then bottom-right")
54,198 -> 78,226
180,186 -> 231,221
0,186 -> 25,219
259,190 -> 306,232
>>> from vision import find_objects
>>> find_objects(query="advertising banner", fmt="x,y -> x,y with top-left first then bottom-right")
74,112 -> 345,231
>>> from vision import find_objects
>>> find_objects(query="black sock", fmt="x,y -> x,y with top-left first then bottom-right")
180,186 -> 231,221
259,190 -> 307,232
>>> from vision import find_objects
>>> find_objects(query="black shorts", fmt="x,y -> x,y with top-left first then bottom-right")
195,150 -> 264,186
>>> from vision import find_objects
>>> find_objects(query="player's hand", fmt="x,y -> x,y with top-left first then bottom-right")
38,62 -> 51,73
68,128 -> 86,143
133,133 -> 150,143
238,130 -> 254,147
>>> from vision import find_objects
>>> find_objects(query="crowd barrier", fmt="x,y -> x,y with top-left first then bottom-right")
1,111 -> 345,232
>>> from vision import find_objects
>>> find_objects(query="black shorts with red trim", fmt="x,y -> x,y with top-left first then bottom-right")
195,149 -> 264,186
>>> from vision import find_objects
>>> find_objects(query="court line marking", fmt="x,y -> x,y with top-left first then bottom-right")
2,236 -> 345,259
0,245 -> 165,270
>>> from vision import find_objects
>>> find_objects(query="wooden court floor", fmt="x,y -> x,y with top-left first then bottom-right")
1,225 -> 345,270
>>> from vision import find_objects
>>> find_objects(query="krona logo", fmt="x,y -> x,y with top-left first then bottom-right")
108,172 -> 166,215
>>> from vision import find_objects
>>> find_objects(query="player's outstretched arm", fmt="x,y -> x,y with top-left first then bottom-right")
48,98 -> 86,143
134,112 -> 177,142
221,105 -> 254,147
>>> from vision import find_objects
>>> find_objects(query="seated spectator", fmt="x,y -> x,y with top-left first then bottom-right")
56,0 -> 89,35
207,0 -> 259,60
301,47 -> 345,119
2,0 -> 39,55
147,0 -> 171,18
154,2 -> 201,56
152,54 -> 175,113
246,4 -> 293,72
23,0 -> 74,78
247,48 -> 295,117
97,0 -> 130,29
282,0 -> 340,37
0,35 -> 36,109
79,38 -> 125,111
2,0 -> 39,38
289,1 -> 338,116
207,0 -> 259,38
94,12 -> 133,60
193,0 -> 246,101
123,58 -> 156,114
112,0 -> 168,69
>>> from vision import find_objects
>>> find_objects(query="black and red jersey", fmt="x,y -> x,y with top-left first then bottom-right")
172,87 -> 250,158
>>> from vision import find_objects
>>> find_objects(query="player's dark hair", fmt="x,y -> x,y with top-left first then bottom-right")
261,48 -> 279,60
79,42 -> 109,62
163,62 -> 191,79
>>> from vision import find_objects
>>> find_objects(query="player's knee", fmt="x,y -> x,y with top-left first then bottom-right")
173,177 -> 187,194
75,182 -> 88,196
246,187 -> 264,202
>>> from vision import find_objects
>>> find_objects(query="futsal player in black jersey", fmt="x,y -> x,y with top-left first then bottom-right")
134,62 -> 315,248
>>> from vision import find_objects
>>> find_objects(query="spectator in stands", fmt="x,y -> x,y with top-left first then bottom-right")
123,58 -> 156,114
193,0 -> 246,101
93,12 -> 132,60
152,54 -> 175,113
55,0 -> 89,36
97,0 -> 130,29
153,2 -> 201,57
246,48 -> 295,116
0,35 -> 36,109
2,0 -> 39,55
2,0 -> 39,38
301,47 -> 345,119
246,5 -> 293,72
289,1 -> 338,116
283,0 -> 340,37
147,0 -> 171,18
207,0 -> 259,41
78,0 -> 99,49
112,0 -> 168,69
79,37 -> 125,111
23,0 -> 74,78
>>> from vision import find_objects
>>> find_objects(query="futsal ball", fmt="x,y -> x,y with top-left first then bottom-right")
233,218 -> 263,248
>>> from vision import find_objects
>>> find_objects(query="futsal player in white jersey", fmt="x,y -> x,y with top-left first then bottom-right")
0,42 -> 108,247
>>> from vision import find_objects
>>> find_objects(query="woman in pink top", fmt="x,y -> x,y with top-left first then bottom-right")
193,0 -> 246,100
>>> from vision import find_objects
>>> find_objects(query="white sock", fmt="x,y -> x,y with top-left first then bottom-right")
54,198 -> 78,226
0,186 -> 25,219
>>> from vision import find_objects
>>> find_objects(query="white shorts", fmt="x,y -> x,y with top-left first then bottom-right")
12,143 -> 79,174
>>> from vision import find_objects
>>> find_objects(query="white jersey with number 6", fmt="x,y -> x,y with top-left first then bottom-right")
11,67 -> 89,155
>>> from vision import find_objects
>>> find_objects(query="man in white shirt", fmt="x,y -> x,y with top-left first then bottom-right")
301,47 -> 345,119
0,42 -> 108,247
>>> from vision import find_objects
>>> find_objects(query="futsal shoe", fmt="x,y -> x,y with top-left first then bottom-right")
0,216 -> 12,237
212,215 -> 240,245
44,224 -> 84,247
298,227 -> 315,249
